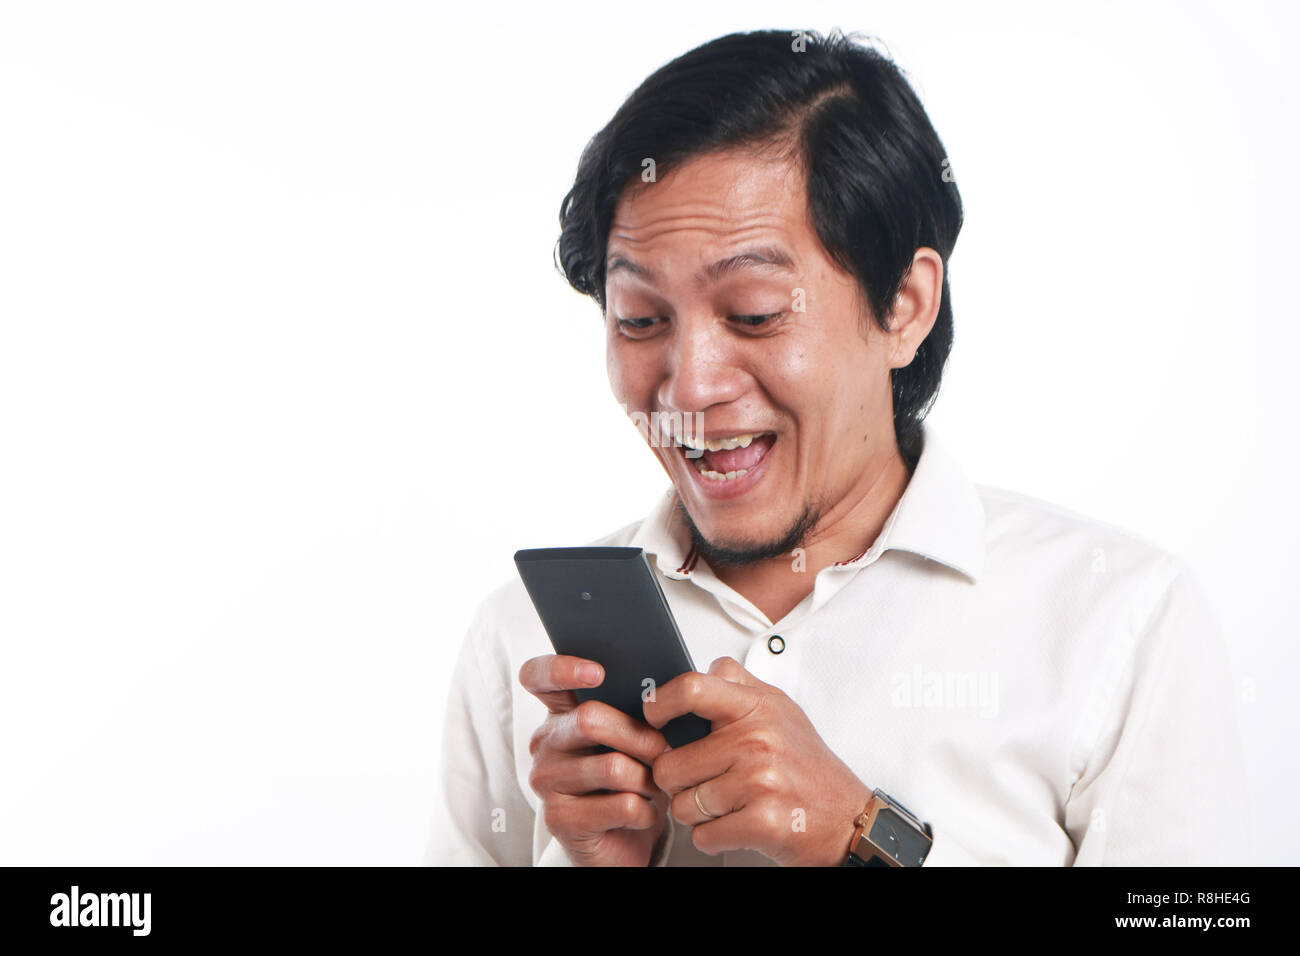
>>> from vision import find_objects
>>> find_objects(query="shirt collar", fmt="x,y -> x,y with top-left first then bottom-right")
627,420 -> 986,584
628,485 -> 700,582
877,421 -> 986,582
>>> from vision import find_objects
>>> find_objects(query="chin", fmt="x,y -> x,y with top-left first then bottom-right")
675,496 -> 819,568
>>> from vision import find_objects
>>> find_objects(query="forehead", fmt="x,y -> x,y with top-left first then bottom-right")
607,150 -> 812,263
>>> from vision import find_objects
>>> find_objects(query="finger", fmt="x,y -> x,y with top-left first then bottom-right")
545,699 -> 668,765
643,670 -> 757,731
650,726 -> 738,796
545,791 -> 661,837
669,773 -> 747,828
518,654 -> 605,714
530,748 -> 661,800
685,807 -> 764,857
707,655 -> 772,690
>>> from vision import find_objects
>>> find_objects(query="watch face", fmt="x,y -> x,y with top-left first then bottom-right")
868,807 -> 930,866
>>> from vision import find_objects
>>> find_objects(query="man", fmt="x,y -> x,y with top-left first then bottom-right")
425,29 -> 1250,866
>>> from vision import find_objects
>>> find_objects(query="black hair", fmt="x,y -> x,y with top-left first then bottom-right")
555,28 -> 963,469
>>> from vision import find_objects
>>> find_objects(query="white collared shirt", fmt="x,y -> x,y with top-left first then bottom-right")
425,422 -> 1251,866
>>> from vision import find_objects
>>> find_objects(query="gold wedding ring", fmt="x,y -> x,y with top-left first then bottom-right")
693,786 -> 718,820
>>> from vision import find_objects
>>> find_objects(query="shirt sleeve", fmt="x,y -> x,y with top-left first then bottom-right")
919,828 -> 981,866
423,606 -> 536,866
1062,557 -> 1253,866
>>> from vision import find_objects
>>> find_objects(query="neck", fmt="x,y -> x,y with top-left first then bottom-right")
695,446 -> 912,625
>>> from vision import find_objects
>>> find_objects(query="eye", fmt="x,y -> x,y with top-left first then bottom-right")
730,312 -> 783,327
615,316 -> 663,337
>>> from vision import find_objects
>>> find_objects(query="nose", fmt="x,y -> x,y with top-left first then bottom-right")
656,313 -> 748,418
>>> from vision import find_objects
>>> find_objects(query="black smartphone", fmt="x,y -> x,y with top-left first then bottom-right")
514,546 -> 711,750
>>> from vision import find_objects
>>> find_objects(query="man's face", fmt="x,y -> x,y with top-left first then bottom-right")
604,149 -> 902,564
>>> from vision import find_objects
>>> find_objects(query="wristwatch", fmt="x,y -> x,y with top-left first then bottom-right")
842,788 -> 934,867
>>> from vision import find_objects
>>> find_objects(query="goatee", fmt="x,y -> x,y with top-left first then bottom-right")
673,495 -> 822,568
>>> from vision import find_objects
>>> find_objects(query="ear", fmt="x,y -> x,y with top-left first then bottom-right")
887,248 -> 944,369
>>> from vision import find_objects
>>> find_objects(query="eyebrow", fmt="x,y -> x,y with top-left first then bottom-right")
605,245 -> 797,286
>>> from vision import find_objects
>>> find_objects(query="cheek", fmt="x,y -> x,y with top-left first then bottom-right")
606,340 -> 648,406
761,337 -> 837,407
765,335 -> 874,448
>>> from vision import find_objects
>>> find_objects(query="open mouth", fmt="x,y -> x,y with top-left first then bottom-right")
676,431 -> 777,482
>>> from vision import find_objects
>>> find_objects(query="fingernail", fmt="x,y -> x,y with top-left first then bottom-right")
579,663 -> 603,685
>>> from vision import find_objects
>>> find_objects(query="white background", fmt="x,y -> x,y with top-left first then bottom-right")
1,0 -> 1295,864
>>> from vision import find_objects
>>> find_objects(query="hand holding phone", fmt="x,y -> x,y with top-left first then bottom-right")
514,547 -> 711,749
517,652 -> 671,867
514,547 -> 710,866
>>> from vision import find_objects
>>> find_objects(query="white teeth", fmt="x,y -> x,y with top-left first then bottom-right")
690,458 -> 750,482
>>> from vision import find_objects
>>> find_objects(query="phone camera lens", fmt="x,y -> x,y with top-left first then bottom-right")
580,591 -> 592,602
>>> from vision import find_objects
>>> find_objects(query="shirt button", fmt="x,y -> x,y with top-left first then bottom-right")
767,634 -> 785,655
